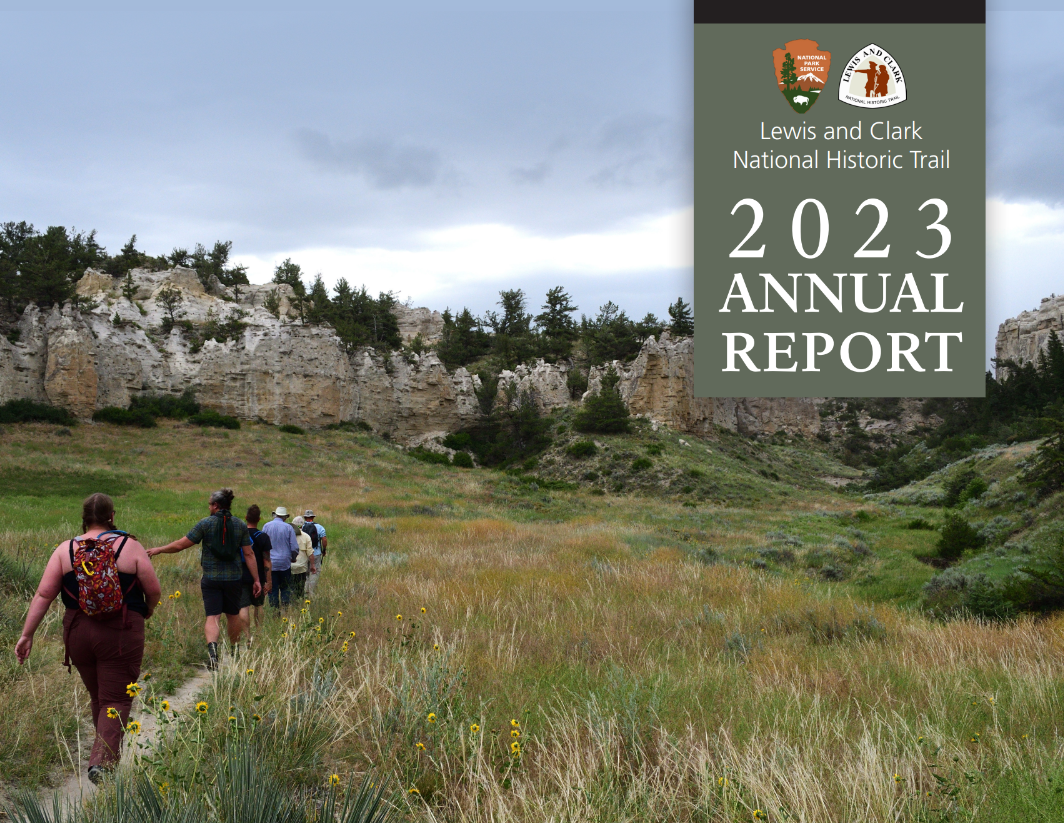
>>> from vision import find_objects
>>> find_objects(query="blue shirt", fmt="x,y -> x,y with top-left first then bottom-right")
262,516 -> 298,571
311,523 -> 326,557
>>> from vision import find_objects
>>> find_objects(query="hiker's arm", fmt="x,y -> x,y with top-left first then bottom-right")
147,537 -> 195,557
15,550 -> 63,664
262,553 -> 272,593
133,543 -> 162,618
241,542 -> 261,597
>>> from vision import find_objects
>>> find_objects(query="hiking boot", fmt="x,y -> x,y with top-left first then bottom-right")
206,641 -> 219,671
87,764 -> 107,785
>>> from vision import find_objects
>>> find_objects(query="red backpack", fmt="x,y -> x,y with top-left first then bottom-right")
64,531 -> 135,618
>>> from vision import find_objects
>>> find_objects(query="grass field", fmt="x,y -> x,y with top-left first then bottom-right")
2,419 -> 1063,822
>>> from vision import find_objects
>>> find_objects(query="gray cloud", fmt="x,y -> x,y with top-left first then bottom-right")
511,161 -> 552,184
294,129 -> 442,189
988,11 -> 1064,204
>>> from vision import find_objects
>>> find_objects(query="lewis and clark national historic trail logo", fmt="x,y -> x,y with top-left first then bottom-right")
772,40 -> 831,114
839,44 -> 907,108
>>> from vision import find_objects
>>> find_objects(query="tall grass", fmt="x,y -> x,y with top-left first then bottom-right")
1,421 -> 1063,821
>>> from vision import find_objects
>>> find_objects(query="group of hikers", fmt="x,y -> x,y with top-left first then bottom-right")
13,488 -> 327,786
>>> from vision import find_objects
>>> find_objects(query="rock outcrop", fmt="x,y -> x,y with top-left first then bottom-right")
392,304 -> 444,345
0,267 -> 847,442
995,294 -> 1064,375
586,332 -> 822,437
0,268 -> 478,443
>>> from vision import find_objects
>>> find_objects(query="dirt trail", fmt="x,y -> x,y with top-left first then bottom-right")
53,668 -> 212,809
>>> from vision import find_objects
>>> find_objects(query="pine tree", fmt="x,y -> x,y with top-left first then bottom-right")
781,53 -> 797,90
534,286 -> 578,360
667,297 -> 694,336
574,367 -> 630,434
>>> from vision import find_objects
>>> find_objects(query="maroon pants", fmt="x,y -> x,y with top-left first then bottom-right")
63,609 -> 145,768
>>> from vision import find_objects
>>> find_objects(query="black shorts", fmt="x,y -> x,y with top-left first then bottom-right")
201,578 -> 242,616
239,580 -> 265,609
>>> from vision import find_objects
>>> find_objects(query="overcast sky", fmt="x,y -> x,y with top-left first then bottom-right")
0,2 -> 1059,367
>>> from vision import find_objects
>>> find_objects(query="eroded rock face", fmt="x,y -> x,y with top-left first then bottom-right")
392,304 -> 444,345
586,332 -> 821,436
496,360 -> 574,413
995,294 -> 1064,375
0,268 -> 479,443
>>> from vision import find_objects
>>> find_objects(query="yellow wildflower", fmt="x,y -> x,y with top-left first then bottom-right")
337,611 -> 343,617
510,741 -> 521,754
106,707 -> 119,719
718,776 -> 728,787
421,607 -> 426,614
511,729 -> 520,738
328,773 -> 340,787
341,641 -> 349,653
161,700 -> 171,712
427,713 -> 437,723
894,773 -> 903,783
228,716 -> 237,724
126,682 -> 142,697
350,631 -> 356,638
319,617 -> 324,624
126,720 -> 141,735
305,599 -> 311,605
282,632 -> 288,638
246,668 -> 254,675
301,608 -> 307,615
470,723 -> 480,734
416,742 -> 425,750
158,782 -> 169,796
396,614 -> 403,621
409,787 -> 420,795
511,719 -> 520,728
174,590 -> 181,599
753,812 -> 766,821
253,714 -> 262,722
196,701 -> 208,714
142,672 -> 152,680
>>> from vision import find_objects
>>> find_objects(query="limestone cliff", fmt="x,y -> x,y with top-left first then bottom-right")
0,268 -> 479,443
995,294 -> 1064,375
585,332 -> 821,437
493,333 -> 821,437
392,304 -> 444,345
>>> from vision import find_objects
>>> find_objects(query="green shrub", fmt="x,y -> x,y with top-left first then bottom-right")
936,513 -> 984,561
944,470 -> 977,508
1023,419 -> 1064,496
631,457 -> 652,472
93,406 -> 158,428
645,443 -> 664,456
409,447 -> 450,465
452,451 -> 474,468
442,432 -> 472,451
584,471 -> 599,481
0,399 -> 76,426
960,476 -> 989,504
906,517 -> 936,530
568,440 -> 598,458
573,367 -> 630,434
324,420 -> 372,432
277,423 -> 305,434
687,468 -> 704,478
129,389 -> 199,419
190,410 -> 241,429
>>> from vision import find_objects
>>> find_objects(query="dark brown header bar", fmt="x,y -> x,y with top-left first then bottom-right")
695,1 -> 986,24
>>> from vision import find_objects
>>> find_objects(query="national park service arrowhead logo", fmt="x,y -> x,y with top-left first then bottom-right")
839,44 -> 907,108
773,40 -> 830,113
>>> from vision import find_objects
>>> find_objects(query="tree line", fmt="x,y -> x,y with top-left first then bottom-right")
0,221 -> 693,372
0,221 -> 248,315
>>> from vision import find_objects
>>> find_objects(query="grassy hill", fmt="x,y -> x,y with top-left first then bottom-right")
2,419 -> 1064,822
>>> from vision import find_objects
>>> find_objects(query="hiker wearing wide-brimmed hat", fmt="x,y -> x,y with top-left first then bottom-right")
303,509 -> 327,597
261,506 -> 299,609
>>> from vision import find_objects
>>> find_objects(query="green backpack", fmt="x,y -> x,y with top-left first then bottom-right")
206,511 -> 243,561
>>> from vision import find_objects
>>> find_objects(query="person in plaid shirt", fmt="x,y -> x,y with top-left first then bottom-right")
149,488 -> 259,670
